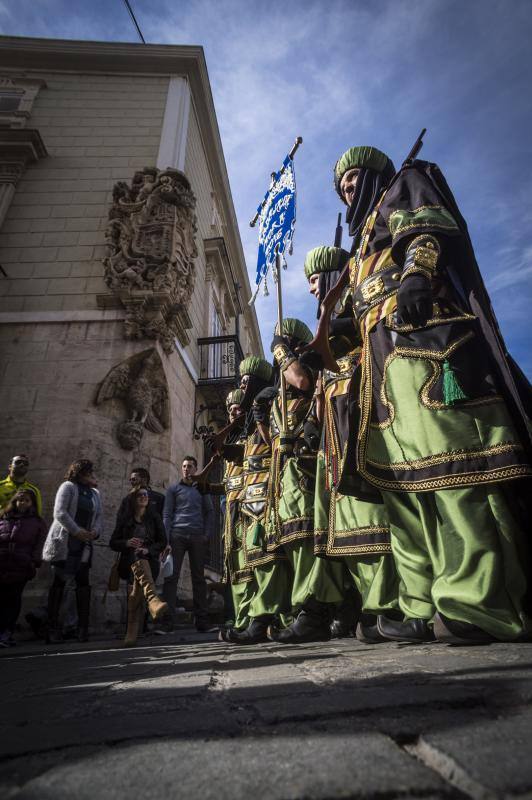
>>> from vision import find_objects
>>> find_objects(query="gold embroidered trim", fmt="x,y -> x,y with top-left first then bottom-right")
408,234 -> 441,254
366,442 -> 523,471
386,312 -> 475,333
388,205 -> 459,237
371,331 -> 475,430
400,264 -> 434,283
392,219 -> 459,235
361,464 -> 532,492
230,570 -> 254,584
420,359 -> 503,411
333,526 -> 390,539
277,528 -> 315,545
326,542 -> 393,556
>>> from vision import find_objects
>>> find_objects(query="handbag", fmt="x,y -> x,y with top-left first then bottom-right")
107,554 -> 121,592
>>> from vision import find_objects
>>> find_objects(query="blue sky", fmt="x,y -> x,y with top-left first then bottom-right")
1,0 -> 531,375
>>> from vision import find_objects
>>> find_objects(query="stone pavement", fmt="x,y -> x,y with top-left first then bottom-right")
1,630 -> 532,799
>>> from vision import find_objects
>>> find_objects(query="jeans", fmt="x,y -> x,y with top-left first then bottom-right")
162,533 -> 208,625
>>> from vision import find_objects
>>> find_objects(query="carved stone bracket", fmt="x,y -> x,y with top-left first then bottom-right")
95,348 -> 170,451
101,167 -> 198,354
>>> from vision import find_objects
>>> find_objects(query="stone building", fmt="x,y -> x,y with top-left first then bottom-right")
0,36 -> 263,628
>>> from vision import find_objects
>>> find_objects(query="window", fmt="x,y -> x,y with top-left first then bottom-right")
0,91 -> 23,113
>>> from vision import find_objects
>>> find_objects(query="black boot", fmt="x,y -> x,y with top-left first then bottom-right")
356,614 -> 389,644
269,601 -> 331,644
46,585 -> 64,644
433,612 -> 496,645
76,586 -> 91,642
227,616 -> 272,644
330,590 -> 361,639
377,616 -> 435,643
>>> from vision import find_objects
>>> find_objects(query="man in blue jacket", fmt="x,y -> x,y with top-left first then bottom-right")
162,456 -> 215,632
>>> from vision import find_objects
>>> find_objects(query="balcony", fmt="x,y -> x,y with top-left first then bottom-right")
194,334 -> 244,439
197,334 -> 244,388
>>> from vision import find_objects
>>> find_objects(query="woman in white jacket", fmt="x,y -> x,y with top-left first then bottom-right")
43,459 -> 103,643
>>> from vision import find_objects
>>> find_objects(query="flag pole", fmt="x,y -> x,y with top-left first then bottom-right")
274,245 -> 288,432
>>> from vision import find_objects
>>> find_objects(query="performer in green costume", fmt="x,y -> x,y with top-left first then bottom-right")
266,318 -> 348,643
333,144 -> 532,643
227,357 -> 293,644
304,245 -> 400,642
210,388 -> 255,641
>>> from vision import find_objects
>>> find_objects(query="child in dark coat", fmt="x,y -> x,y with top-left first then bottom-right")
0,489 -> 46,646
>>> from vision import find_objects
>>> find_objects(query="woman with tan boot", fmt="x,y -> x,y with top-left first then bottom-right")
110,487 -> 168,646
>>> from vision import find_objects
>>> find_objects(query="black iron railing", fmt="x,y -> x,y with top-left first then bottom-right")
197,335 -> 244,385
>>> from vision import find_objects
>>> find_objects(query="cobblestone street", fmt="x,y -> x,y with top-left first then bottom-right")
1,631 -> 531,799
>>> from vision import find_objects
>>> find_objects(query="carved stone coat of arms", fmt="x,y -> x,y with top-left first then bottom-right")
103,167 -> 198,353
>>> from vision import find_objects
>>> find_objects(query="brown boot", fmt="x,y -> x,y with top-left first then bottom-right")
130,559 -> 168,621
123,580 -> 144,647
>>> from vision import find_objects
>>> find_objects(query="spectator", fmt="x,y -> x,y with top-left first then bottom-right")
0,489 -> 46,647
0,455 -> 42,517
110,487 -> 168,647
162,456 -> 215,633
42,459 -> 103,643
115,467 -> 164,525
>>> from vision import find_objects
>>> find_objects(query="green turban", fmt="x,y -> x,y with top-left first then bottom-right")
334,146 -> 395,200
304,246 -> 350,280
226,388 -> 245,409
238,357 -> 273,382
274,317 -> 313,344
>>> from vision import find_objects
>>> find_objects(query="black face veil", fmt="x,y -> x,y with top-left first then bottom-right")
345,167 -> 391,254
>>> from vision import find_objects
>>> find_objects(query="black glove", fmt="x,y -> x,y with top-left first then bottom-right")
221,443 -> 244,463
270,334 -> 297,369
270,334 -> 286,352
254,386 -> 278,405
329,317 -> 356,339
396,273 -> 433,328
303,420 -> 321,451
253,386 -> 278,423
299,349 -> 323,372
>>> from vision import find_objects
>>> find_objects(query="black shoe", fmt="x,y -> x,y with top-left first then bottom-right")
77,627 -> 89,643
269,606 -> 331,644
433,612 -> 496,645
196,622 -> 218,633
330,619 -> 355,638
46,628 -> 64,644
227,617 -> 271,644
25,608 -> 48,639
356,616 -> 389,644
377,616 -> 435,643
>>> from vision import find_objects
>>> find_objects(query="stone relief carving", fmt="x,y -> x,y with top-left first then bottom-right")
102,167 -> 198,353
95,348 -> 170,451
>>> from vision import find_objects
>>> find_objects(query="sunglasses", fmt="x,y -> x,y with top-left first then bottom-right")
137,491 -> 149,498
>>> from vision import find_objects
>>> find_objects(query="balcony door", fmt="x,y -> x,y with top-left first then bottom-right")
209,303 -> 224,379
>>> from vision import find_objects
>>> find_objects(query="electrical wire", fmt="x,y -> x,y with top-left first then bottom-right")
121,0 -> 146,44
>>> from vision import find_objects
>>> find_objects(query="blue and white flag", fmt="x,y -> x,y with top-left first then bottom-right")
251,155 -> 297,302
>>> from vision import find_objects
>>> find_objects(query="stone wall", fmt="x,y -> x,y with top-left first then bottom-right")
0,71 -> 169,314
0,66 -> 256,630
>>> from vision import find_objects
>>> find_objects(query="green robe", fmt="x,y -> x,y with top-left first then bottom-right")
266,389 -> 345,610
346,159 -> 531,638
314,351 -> 398,616
240,428 -> 291,619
